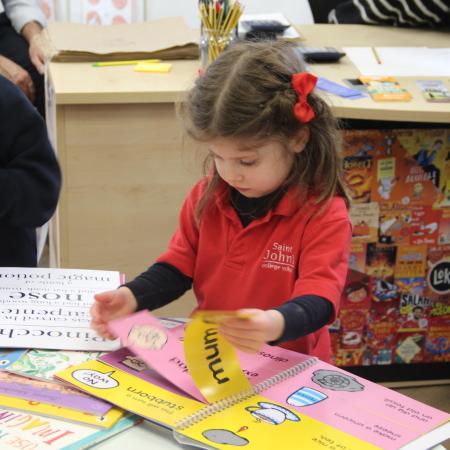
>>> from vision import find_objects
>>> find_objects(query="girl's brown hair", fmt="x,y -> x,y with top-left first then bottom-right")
181,40 -> 350,220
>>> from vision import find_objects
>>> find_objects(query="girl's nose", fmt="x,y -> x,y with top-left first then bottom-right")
222,165 -> 244,184
229,171 -> 244,184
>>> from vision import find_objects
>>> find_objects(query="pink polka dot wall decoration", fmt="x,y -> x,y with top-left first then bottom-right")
86,10 -> 102,25
39,0 -> 54,21
112,15 -> 127,24
82,0 -> 136,25
112,0 -> 128,10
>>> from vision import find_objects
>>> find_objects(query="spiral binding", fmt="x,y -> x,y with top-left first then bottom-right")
175,356 -> 319,431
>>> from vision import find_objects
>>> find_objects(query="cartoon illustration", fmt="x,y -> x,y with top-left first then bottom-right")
342,331 -> 363,347
402,305 -> 429,330
373,278 -> 399,302
378,176 -> 398,200
121,355 -> 149,372
287,387 -> 328,407
413,182 -> 424,200
413,139 -> 442,189
202,429 -> 249,446
311,369 -> 364,392
245,402 -> 300,425
353,220 -> 370,237
425,336 -> 450,359
344,282 -> 369,305
355,143 -> 374,158
384,134 -> 395,156
127,324 -> 168,350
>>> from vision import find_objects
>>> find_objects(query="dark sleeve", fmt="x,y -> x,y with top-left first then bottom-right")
0,76 -> 61,227
272,295 -> 334,344
123,262 -> 192,311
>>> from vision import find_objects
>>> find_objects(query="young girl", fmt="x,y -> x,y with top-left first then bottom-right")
91,40 -> 352,362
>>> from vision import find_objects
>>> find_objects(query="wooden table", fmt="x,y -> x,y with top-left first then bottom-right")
46,24 -> 450,317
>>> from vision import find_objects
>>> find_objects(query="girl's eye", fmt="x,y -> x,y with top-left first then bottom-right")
240,160 -> 256,166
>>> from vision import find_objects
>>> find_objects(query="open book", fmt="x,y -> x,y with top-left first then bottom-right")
55,310 -> 450,450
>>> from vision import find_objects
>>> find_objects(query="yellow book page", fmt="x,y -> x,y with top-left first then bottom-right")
184,314 -> 253,403
0,393 -> 123,428
177,393 -> 381,450
55,360 -> 203,428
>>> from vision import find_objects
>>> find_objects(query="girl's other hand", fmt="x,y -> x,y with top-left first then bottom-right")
219,308 -> 285,353
90,286 -> 138,340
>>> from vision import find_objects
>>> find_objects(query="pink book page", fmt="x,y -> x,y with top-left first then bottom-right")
109,311 -> 314,403
100,347 -> 195,399
108,310 -> 206,402
262,360 -> 449,450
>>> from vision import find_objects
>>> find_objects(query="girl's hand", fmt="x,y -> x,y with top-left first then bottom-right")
219,308 -> 285,353
90,287 -> 138,340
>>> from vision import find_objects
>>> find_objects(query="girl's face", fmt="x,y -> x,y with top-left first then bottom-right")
208,133 -> 307,198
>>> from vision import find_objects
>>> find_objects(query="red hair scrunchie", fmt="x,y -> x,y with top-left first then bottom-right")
291,72 -> 318,123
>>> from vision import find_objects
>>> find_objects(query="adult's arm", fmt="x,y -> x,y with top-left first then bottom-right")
0,76 -> 61,227
2,0 -> 46,34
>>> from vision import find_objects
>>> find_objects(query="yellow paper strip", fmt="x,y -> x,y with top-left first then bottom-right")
184,316 -> 253,403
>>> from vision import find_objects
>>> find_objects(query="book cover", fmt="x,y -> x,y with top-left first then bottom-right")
56,359 -> 204,429
0,371 -> 112,415
0,349 -> 27,369
0,394 -> 123,428
349,203 -> 379,243
6,349 -> 105,383
359,76 -> 412,101
0,408 -> 140,450
55,311 -> 450,450
0,268 -> 122,351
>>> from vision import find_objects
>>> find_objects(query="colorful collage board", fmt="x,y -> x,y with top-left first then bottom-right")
332,128 -> 450,367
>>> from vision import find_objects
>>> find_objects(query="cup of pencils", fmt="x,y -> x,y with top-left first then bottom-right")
199,0 -> 244,67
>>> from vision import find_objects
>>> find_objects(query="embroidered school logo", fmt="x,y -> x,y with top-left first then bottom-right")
261,242 -> 295,273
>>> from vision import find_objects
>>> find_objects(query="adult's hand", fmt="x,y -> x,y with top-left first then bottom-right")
21,21 -> 46,74
29,35 -> 46,74
0,55 -> 35,101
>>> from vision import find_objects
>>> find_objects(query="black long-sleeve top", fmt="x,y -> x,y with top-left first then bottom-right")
124,187 -> 334,344
0,75 -> 61,267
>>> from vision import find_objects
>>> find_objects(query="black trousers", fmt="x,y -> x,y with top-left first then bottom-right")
0,12 -> 45,117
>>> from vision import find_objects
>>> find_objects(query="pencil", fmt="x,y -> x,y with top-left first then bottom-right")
371,47 -> 382,64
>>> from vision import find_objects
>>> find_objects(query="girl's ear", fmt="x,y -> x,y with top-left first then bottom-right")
289,128 -> 310,154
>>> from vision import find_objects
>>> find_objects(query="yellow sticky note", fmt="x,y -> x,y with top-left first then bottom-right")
134,62 -> 172,73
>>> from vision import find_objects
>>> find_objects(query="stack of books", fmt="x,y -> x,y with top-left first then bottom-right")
0,267 -> 448,449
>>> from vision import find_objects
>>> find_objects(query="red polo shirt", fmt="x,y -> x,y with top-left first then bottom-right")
157,178 -> 351,361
